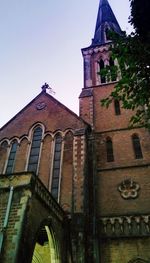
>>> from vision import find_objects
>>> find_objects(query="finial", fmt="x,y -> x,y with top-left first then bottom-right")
41,83 -> 55,95
41,83 -> 50,93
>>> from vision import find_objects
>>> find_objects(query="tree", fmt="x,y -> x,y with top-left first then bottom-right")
130,0 -> 150,41
100,0 -> 150,128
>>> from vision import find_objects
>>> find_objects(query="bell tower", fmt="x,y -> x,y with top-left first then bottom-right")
79,0 -> 122,127
80,1 -> 150,262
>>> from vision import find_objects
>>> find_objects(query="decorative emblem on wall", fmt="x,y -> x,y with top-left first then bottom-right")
118,178 -> 140,199
36,101 -> 46,110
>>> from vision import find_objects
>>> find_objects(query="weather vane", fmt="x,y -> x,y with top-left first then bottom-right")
41,82 -> 55,95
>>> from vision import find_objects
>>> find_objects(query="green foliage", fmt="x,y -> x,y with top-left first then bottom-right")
129,0 -> 150,41
100,13 -> 150,128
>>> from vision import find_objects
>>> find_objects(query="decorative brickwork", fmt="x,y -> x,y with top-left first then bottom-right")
100,215 -> 150,237
73,132 -> 86,213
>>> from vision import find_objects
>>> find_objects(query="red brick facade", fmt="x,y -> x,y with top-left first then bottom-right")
0,0 -> 150,261
79,36 -> 150,262
0,45 -> 150,263
0,91 -> 89,215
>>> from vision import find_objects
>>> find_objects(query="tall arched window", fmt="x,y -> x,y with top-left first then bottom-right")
132,134 -> 143,159
6,140 -> 18,174
28,126 -> 42,174
51,134 -> 62,201
0,141 -> 8,173
106,138 -> 114,162
105,27 -> 110,41
109,57 -> 117,81
114,99 -> 121,115
99,59 -> 106,83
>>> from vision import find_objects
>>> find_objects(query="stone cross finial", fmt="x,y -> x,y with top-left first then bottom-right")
41,83 -> 50,93
41,83 -> 55,95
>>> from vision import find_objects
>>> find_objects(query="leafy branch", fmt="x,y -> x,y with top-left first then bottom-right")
100,30 -> 150,128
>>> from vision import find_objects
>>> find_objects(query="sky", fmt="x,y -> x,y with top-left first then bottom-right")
0,0 -> 132,128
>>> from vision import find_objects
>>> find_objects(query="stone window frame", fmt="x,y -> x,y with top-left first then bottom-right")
5,139 -> 18,174
99,59 -> 106,84
132,133 -> 143,159
50,133 -> 63,202
114,99 -> 121,115
97,56 -> 117,85
106,137 -> 114,162
27,125 -> 43,174
109,57 -> 117,82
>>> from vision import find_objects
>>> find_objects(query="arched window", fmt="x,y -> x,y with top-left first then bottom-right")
28,126 -> 42,174
105,28 -> 110,41
109,57 -> 117,81
106,138 -> 114,162
0,140 -> 8,150
51,134 -> 62,201
109,57 -> 114,67
114,99 -> 121,115
132,134 -> 143,159
99,59 -> 106,83
6,140 -> 18,174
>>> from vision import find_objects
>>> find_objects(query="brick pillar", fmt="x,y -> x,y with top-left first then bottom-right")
71,129 -> 87,263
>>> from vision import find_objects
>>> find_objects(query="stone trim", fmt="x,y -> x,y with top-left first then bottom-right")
100,215 -> 150,238
34,177 -> 64,221
97,163 -> 150,172
82,44 -> 110,56
0,173 -> 65,222
73,135 -> 85,213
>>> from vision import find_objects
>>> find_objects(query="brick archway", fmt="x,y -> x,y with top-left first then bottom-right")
32,225 -> 60,263
0,173 -> 71,263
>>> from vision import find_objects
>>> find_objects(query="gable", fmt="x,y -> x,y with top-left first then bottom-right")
0,91 -> 88,140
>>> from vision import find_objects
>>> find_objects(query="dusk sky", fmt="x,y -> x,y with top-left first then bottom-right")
0,0 -> 132,128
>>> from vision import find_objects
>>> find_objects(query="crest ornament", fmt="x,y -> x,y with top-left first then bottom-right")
36,102 -> 46,110
118,178 -> 140,199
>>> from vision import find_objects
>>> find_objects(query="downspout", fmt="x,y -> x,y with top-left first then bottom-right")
92,136 -> 99,263
0,186 -> 14,253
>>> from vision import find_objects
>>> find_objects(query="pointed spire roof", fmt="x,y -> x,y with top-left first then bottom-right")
92,0 -> 122,46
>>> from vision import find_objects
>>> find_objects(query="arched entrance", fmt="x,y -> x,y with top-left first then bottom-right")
32,225 -> 60,263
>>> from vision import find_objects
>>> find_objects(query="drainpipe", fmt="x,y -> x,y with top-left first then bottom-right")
0,186 -> 14,253
92,136 -> 99,263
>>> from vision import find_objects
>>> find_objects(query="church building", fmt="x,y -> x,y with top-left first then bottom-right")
0,0 -> 150,262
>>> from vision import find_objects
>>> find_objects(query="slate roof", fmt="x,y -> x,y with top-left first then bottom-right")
91,0 -> 122,46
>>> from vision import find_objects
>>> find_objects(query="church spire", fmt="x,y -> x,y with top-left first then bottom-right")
92,0 -> 122,46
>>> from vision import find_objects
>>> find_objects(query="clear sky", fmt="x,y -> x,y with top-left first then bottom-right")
0,0 -> 132,128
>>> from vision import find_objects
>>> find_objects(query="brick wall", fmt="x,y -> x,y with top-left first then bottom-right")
97,166 -> 150,216
100,238 -> 150,263
93,84 -> 135,131
0,174 -> 32,263
95,129 -> 150,170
